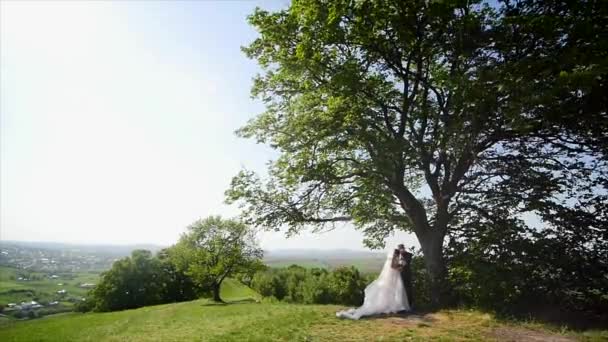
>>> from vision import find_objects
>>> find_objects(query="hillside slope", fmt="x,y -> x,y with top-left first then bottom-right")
1,280 -> 605,341
3,301 -> 607,342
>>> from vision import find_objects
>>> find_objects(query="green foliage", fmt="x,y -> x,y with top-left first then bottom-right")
446,220 -> 608,314
233,259 -> 267,288
169,216 -> 264,302
409,255 -> 432,310
251,266 -> 365,306
86,250 -> 199,312
251,269 -> 286,299
36,305 -> 73,317
88,250 -> 164,311
157,249 -> 200,303
227,0 -> 608,308
74,298 -> 94,313
327,267 -> 366,306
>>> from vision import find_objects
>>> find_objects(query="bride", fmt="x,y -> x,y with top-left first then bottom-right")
336,249 -> 410,320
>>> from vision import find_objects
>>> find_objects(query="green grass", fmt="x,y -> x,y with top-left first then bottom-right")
2,301 -> 606,341
220,279 -> 261,302
2,276 -> 606,341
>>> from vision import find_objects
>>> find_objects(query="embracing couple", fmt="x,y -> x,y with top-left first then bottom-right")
336,244 -> 413,320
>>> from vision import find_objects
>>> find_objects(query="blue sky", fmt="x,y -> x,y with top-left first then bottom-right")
0,0 -> 417,250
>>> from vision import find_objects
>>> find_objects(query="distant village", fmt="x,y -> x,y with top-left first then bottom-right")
0,243 -> 121,273
4,280 -> 96,314
0,242 -> 142,318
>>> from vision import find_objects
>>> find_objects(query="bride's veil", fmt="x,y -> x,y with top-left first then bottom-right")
372,250 -> 397,287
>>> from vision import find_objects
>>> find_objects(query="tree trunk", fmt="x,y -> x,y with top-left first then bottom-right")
212,283 -> 223,303
418,230 -> 449,309
394,184 -> 451,308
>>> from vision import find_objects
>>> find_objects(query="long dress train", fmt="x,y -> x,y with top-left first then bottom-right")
336,252 -> 410,320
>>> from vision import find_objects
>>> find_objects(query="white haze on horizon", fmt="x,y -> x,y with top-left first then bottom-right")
0,1 -> 418,253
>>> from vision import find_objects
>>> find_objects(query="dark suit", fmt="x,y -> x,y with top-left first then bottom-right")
400,251 -> 414,309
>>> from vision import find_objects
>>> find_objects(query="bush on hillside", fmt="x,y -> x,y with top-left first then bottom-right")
445,223 -> 608,315
328,267 -> 366,306
84,249 -> 200,312
385,232 -> 608,317
251,268 -> 288,300
251,266 -> 366,306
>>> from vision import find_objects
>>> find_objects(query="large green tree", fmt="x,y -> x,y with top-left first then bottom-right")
89,250 -> 165,312
226,0 -> 607,307
170,216 -> 263,302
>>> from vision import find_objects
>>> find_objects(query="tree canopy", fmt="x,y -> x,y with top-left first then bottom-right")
226,0 -> 607,307
169,216 -> 264,302
85,250 -> 199,312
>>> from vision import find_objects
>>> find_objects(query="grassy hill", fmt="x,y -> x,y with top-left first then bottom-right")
2,302 -> 606,341
219,279 -> 261,302
1,280 -> 606,341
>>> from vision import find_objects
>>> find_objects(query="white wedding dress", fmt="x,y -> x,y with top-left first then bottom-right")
336,252 -> 410,320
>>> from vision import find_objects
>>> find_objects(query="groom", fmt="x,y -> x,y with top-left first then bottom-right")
397,244 -> 414,311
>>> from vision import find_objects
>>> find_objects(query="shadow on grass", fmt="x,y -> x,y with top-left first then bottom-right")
342,304 -> 607,332
200,298 -> 259,307
337,308 -> 439,323
401,301 -> 608,331
492,306 -> 608,332
367,312 -> 437,322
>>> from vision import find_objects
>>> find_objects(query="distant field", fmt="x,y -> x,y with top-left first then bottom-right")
264,259 -> 329,269
264,257 -> 385,274
0,266 -> 99,306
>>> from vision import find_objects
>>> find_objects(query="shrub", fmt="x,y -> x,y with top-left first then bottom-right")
251,269 -> 288,300
74,298 -> 95,313
261,295 -> 279,304
251,266 -> 366,306
86,249 -> 200,312
301,273 -> 332,304
326,267 -> 365,306
446,226 -> 608,315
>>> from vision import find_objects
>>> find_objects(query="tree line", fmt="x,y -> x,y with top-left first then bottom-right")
78,215 -> 605,317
